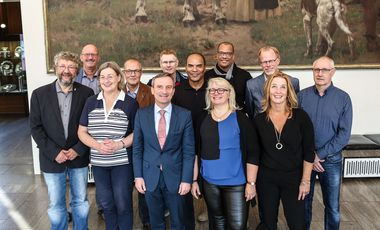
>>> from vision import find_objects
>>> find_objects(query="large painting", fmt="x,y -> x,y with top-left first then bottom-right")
44,0 -> 380,72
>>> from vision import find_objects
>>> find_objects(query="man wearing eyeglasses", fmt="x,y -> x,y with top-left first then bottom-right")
147,49 -> 188,87
204,41 -> 252,111
298,56 -> 352,230
123,58 -> 154,230
245,46 -> 300,119
75,44 -> 101,94
30,51 -> 94,230
124,58 -> 155,107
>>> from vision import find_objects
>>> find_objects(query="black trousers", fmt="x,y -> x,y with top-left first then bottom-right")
256,167 -> 306,230
203,180 -> 248,230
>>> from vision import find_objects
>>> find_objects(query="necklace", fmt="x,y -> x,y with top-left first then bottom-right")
212,109 -> 230,122
274,127 -> 283,150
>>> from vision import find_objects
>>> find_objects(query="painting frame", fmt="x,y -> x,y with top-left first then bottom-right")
43,0 -> 380,73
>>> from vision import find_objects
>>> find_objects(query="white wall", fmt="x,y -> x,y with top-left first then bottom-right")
21,1 -> 380,174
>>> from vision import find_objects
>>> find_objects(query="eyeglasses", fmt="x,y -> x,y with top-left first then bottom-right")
123,69 -> 142,75
312,68 -> 334,74
217,51 -> 233,57
161,60 -> 177,65
81,53 -> 98,57
57,65 -> 77,71
208,88 -> 229,94
260,58 -> 278,65
99,74 -> 117,81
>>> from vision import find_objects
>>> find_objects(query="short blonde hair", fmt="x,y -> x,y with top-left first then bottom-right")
98,61 -> 125,91
160,49 -> 178,59
205,77 -> 240,112
261,71 -> 298,118
257,46 -> 280,63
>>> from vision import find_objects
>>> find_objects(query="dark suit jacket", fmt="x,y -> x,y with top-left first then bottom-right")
133,104 -> 195,193
136,82 -> 154,108
30,80 -> 94,173
245,73 -> 300,119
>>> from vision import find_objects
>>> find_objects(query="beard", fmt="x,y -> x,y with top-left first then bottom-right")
57,73 -> 74,87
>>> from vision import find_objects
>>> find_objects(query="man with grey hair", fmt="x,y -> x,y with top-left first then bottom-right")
298,56 -> 352,229
30,51 -> 94,229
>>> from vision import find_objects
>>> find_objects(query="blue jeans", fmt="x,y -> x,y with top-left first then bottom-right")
43,167 -> 89,230
305,153 -> 342,230
92,164 -> 134,230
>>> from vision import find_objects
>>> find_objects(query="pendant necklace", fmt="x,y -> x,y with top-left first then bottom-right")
274,127 -> 283,150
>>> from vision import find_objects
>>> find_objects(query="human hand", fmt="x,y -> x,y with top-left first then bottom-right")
298,181 -> 310,200
135,178 -> 146,194
245,183 -> 256,201
96,139 -> 114,154
191,181 -> 202,199
55,150 -> 68,164
103,139 -> 122,152
178,182 -> 191,195
63,148 -> 78,161
313,154 -> 325,172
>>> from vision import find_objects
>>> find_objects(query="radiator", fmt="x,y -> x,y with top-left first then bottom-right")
343,157 -> 380,178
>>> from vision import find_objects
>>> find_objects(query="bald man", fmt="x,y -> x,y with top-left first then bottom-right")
75,44 -> 101,94
298,56 -> 353,230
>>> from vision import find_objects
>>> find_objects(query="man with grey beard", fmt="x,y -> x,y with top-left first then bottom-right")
30,51 -> 94,229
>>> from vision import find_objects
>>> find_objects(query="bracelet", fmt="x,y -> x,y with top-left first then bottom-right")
120,139 -> 127,148
247,181 -> 255,186
301,180 -> 310,186
193,179 -> 198,183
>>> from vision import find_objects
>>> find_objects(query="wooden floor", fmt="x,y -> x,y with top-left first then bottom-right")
0,115 -> 380,230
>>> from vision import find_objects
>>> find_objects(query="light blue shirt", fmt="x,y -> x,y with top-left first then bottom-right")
126,84 -> 139,99
75,68 -> 100,94
154,103 -> 172,136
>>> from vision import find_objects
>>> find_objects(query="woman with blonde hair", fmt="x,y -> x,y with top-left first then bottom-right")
78,61 -> 138,229
252,71 -> 314,229
192,77 -> 258,229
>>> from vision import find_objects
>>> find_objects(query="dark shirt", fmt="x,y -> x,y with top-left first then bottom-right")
252,108 -> 315,171
298,83 -> 353,160
147,70 -> 187,87
172,79 -> 207,128
205,63 -> 252,111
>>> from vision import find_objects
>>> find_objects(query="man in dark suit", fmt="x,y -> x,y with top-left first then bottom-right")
30,51 -> 94,230
123,58 -> 154,229
245,46 -> 300,119
133,73 -> 195,230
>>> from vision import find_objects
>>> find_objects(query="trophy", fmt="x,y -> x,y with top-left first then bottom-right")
0,60 -> 14,76
14,46 -> 22,59
0,47 -> 11,59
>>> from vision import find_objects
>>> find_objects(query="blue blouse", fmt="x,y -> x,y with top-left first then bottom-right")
201,112 -> 246,185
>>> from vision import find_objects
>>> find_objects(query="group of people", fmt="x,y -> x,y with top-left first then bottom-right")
30,41 -> 352,230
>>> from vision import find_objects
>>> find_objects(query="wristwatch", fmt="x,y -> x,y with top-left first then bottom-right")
247,181 -> 255,186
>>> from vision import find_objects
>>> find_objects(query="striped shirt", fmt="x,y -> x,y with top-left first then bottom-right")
80,91 -> 139,167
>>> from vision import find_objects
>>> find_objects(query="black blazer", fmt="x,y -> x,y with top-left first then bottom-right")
30,81 -> 94,173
